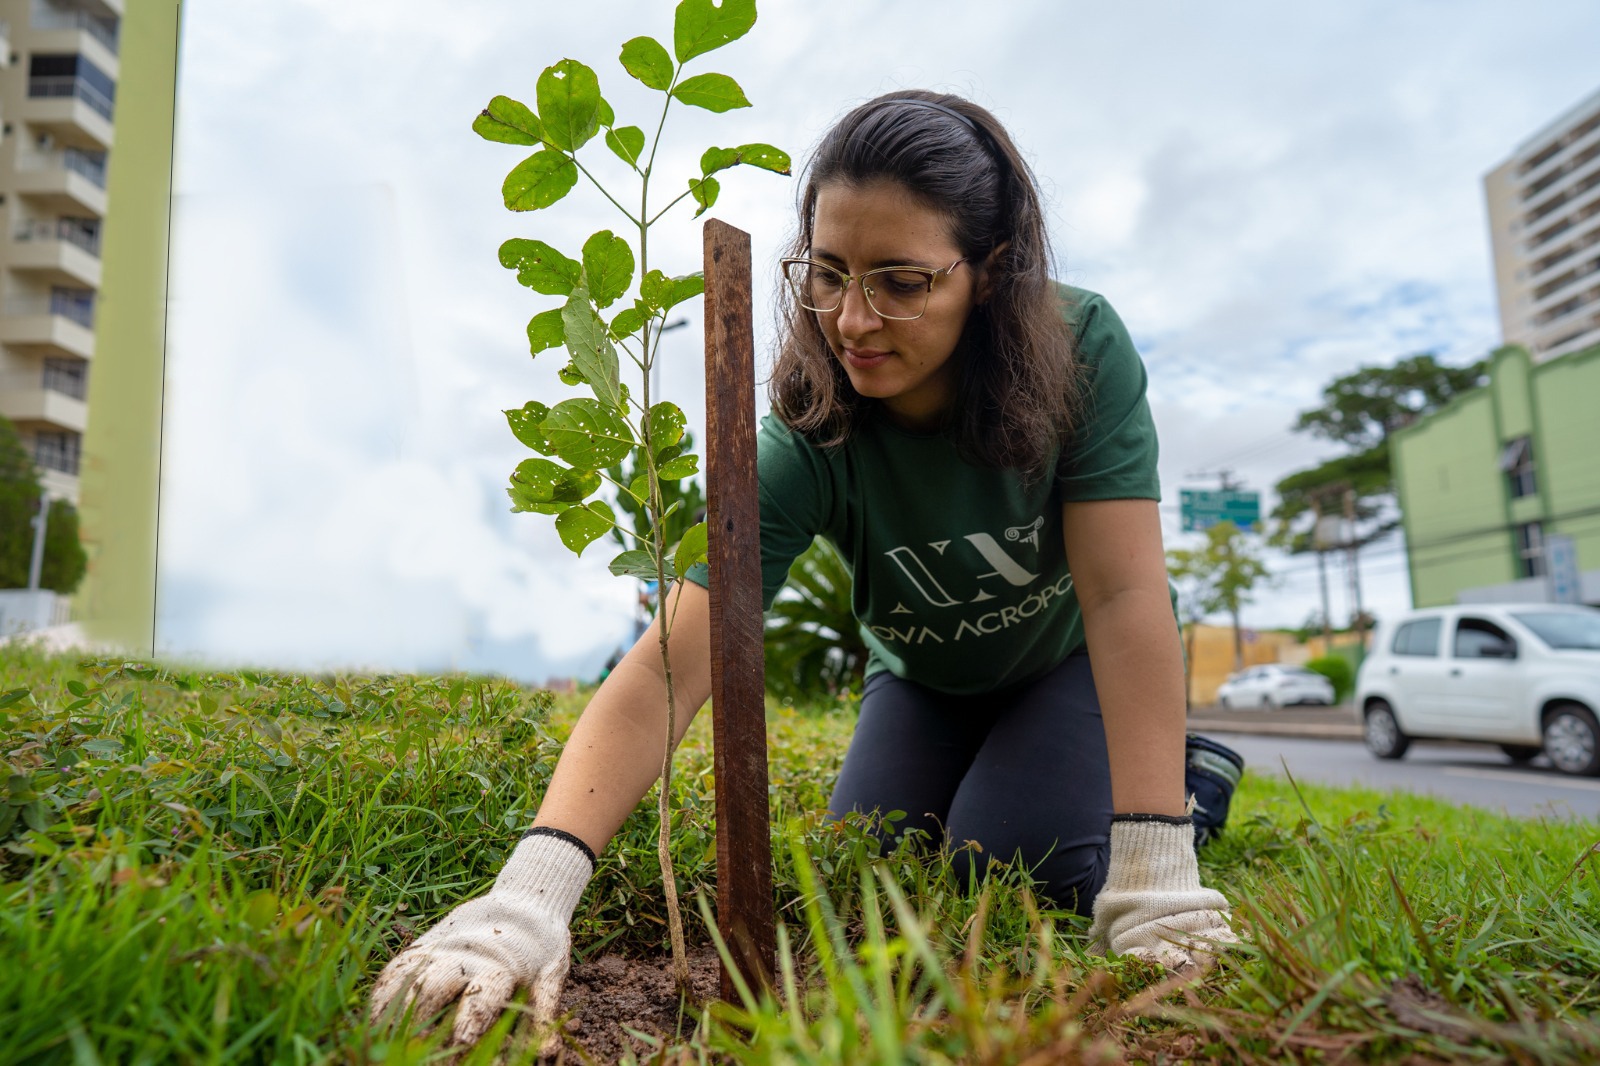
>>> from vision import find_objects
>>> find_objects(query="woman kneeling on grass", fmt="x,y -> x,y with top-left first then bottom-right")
370,90 -> 1246,1045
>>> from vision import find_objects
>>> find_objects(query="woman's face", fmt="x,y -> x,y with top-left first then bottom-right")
809,180 -> 984,430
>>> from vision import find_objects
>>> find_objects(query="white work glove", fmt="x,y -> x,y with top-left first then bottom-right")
1087,815 -> 1237,970
368,829 -> 595,1049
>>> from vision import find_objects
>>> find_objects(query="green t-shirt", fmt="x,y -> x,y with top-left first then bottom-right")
685,286 -> 1160,695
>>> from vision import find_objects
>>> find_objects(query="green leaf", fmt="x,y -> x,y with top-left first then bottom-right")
543,397 -> 635,468
673,520 -> 709,573
472,95 -> 542,145
556,501 -> 616,556
673,0 -> 757,63
505,401 -> 555,453
562,289 -> 622,407
701,142 -> 791,179
627,472 -> 650,504
605,125 -> 647,169
654,441 -> 685,466
558,362 -> 583,387
688,175 -> 720,217
553,467 -> 602,503
502,149 -> 578,212
581,231 -> 635,310
526,308 -> 565,354
619,35 -> 674,90
597,96 -> 615,128
609,548 -> 664,579
500,239 -> 582,296
0,688 -> 27,711
508,457 -> 570,513
733,141 -> 790,174
672,73 -> 750,113
536,59 -> 603,151
610,305 -> 645,341
641,270 -> 705,313
647,402 -> 686,450
659,453 -> 700,480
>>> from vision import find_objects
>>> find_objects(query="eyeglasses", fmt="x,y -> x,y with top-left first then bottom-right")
781,256 -> 966,321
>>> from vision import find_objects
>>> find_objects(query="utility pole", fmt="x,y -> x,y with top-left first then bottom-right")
28,494 -> 49,591
1344,487 -> 1367,663
1311,495 -> 1333,652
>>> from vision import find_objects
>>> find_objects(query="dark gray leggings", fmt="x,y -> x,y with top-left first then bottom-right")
827,653 -> 1112,915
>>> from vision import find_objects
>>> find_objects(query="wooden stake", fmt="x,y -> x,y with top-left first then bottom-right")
702,219 -> 775,1001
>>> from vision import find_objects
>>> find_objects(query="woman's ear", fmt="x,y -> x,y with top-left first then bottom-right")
976,241 -> 1010,304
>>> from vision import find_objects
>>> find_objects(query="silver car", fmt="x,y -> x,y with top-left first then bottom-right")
1355,604 -> 1600,776
1216,664 -> 1336,709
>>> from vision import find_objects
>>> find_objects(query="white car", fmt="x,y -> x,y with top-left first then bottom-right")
1355,603 -> 1600,776
1216,664 -> 1337,709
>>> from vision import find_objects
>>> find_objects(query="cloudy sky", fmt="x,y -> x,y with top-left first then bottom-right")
155,0 -> 1600,682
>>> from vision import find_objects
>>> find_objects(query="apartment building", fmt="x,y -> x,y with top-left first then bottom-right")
1484,85 -> 1600,363
0,0 -> 120,504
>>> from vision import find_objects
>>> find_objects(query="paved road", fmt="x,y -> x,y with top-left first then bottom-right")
1211,733 -> 1600,822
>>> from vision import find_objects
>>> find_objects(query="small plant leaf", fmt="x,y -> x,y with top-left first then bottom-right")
641,270 -> 705,313
701,143 -> 791,178
581,230 -> 636,310
597,96 -> 615,128
654,441 -> 685,466
500,239 -> 583,295
473,95 -> 542,145
562,289 -> 622,406
502,149 -> 578,212
673,0 -> 757,63
610,304 -> 645,340
627,472 -> 650,504
671,73 -> 751,114
508,457 -> 570,513
659,453 -> 700,480
605,125 -> 647,169
552,467 -> 602,503
536,59 -> 603,151
556,500 -> 616,555
619,36 -> 674,91
544,397 -> 635,468
688,175 -> 720,217
647,402 -> 686,450
673,520 -> 709,573
558,362 -> 583,386
505,401 -> 555,453
526,308 -> 566,354
609,548 -> 656,579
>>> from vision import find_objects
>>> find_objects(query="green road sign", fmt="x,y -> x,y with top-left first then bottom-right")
1180,489 -> 1261,532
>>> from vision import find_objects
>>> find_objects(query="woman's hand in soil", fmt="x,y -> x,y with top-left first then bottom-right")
368,831 -> 595,1049
1087,816 -> 1237,972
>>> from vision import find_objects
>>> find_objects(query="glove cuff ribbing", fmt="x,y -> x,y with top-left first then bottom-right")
1099,817 -> 1205,895
491,830 -> 595,923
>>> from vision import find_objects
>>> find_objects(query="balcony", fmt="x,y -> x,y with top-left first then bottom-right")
8,220 -> 103,288
32,4 -> 120,56
23,76 -> 115,148
0,373 -> 89,434
0,294 -> 96,360
12,148 -> 109,216
32,429 -> 82,478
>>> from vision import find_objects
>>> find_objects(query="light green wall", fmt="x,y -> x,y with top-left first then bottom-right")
1394,341 -> 1600,606
76,2 -> 183,652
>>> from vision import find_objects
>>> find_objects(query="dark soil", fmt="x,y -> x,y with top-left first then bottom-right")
544,945 -> 722,1064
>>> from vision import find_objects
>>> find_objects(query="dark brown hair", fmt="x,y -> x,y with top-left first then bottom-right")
768,90 -> 1080,478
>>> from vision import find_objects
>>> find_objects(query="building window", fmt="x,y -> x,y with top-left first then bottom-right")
1500,436 -> 1538,499
34,430 -> 81,476
48,286 -> 95,329
1516,521 -> 1546,579
28,53 -> 117,121
42,357 -> 87,400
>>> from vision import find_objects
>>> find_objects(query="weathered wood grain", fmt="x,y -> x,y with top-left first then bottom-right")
702,219 -> 775,1001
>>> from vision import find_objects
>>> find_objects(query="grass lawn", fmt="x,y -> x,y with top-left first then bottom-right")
3,643 -> 1598,1063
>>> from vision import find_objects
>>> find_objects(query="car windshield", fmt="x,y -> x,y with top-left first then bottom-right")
1282,667 -> 1319,677
1510,611 -> 1600,651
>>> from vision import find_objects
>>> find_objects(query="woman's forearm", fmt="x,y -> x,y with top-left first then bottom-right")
1082,587 -> 1189,817
533,581 -> 713,854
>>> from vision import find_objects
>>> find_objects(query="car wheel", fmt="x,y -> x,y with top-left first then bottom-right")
1262,693 -> 1277,710
1364,700 -> 1410,760
1499,744 -> 1542,765
1543,704 -> 1600,777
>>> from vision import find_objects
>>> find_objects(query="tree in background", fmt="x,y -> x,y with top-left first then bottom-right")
1167,519 -> 1272,671
0,415 -> 86,594
1273,352 -> 1487,555
763,536 -> 866,706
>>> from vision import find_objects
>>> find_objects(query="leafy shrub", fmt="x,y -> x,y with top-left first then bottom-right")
1305,654 -> 1354,702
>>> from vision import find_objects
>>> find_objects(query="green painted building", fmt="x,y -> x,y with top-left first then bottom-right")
1393,342 -> 1600,607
